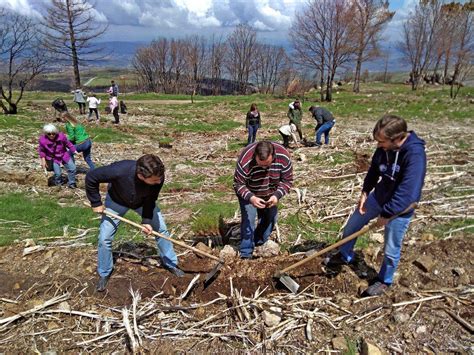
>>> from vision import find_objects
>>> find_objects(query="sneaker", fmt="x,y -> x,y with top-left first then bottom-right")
68,183 -> 77,189
165,266 -> 185,277
363,281 -> 389,297
323,252 -> 351,268
96,275 -> 110,292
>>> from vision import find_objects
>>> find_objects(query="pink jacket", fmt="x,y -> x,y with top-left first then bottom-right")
38,132 -> 76,164
109,96 -> 118,111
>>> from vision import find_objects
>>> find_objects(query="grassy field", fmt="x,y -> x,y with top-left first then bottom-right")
1,82 -> 472,249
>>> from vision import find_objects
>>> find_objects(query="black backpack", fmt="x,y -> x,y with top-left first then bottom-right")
120,100 -> 127,114
52,98 -> 68,113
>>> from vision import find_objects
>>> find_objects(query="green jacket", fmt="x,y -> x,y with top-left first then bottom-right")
287,108 -> 302,126
66,122 -> 90,144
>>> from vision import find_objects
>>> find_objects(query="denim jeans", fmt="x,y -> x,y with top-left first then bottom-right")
53,159 -> 76,186
247,125 -> 258,145
339,193 -> 412,284
97,194 -> 178,277
239,197 -> 278,257
73,139 -> 95,170
315,121 -> 335,145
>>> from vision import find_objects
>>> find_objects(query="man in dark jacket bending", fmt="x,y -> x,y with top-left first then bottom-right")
86,154 -> 183,292
309,105 -> 335,146
324,115 -> 427,296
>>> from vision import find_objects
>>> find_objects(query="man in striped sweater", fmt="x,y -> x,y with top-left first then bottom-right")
234,141 -> 293,259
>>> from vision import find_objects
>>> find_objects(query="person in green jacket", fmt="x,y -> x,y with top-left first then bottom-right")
60,112 -> 96,170
287,99 -> 303,140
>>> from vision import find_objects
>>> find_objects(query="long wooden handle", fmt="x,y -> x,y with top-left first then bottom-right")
280,202 -> 418,275
103,210 -> 220,262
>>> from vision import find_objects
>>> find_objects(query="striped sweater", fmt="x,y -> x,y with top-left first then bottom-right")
234,142 -> 293,201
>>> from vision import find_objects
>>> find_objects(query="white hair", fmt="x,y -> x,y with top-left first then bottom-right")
43,123 -> 58,134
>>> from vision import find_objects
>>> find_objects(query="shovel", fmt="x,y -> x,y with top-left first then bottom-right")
102,210 -> 224,284
275,203 -> 417,293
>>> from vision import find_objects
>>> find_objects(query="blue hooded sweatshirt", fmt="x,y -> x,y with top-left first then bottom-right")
362,131 -> 426,218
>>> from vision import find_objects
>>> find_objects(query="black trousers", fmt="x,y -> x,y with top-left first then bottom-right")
113,107 -> 119,123
88,108 -> 99,121
280,132 -> 290,147
77,102 -> 86,114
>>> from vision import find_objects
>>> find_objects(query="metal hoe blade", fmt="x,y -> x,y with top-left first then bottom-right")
279,274 -> 300,294
204,261 -> 223,286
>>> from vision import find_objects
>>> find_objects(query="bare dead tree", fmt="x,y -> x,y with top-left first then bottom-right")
41,0 -> 108,88
448,2 -> 473,99
253,44 -> 291,94
184,36 -> 207,102
290,0 -> 354,102
350,0 -> 394,92
226,24 -> 257,94
399,0 -> 443,90
209,35 -> 227,95
132,46 -> 159,92
0,10 -> 49,114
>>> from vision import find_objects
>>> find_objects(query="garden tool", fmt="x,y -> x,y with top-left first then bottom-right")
274,203 -> 417,294
102,210 -> 224,284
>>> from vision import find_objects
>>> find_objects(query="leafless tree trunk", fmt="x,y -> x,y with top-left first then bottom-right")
399,0 -> 443,90
0,10 -> 49,114
350,0 -> 394,93
290,0 -> 354,102
132,46 -> 159,92
226,24 -> 257,94
209,35 -> 227,95
41,0 -> 108,88
184,36 -> 207,102
253,44 -> 290,94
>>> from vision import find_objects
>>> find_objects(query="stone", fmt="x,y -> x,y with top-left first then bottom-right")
40,265 -> 50,275
174,164 -> 189,171
23,239 -> 36,247
263,307 -> 282,327
421,233 -> 435,242
23,245 -> 46,256
362,339 -> 383,355
45,249 -> 55,259
416,325 -> 427,334
86,266 -> 94,274
195,242 -> 213,258
298,153 -> 307,162
13,283 -> 20,290
58,301 -> 71,312
254,240 -> 280,258
392,312 -> 410,323
413,255 -> 436,272
140,266 -> 149,272
148,258 -> 160,266
331,336 -> 348,351
452,267 -> 470,285
370,232 -> 384,244
219,245 -> 237,260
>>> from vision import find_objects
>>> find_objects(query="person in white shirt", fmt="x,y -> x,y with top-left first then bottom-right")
279,123 -> 299,148
86,94 -> 101,122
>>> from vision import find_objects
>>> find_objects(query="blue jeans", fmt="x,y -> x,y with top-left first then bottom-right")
315,121 -> 335,145
53,159 -> 76,186
73,139 -> 95,169
247,125 -> 258,145
97,194 -> 178,277
239,197 -> 278,257
339,193 -> 412,284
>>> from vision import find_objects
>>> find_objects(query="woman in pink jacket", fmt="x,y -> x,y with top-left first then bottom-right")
38,123 -> 77,188
109,94 -> 119,124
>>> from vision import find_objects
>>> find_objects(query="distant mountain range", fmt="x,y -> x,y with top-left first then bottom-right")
96,41 -> 410,72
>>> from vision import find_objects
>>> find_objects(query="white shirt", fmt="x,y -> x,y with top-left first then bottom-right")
87,97 -> 101,109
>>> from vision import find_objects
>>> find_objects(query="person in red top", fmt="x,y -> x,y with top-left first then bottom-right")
234,141 -> 293,259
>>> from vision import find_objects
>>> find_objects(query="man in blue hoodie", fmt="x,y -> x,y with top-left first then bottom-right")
324,115 -> 427,296
86,154 -> 183,292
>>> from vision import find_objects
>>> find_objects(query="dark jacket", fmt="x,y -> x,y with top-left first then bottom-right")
362,131 -> 426,218
310,107 -> 334,128
85,160 -> 164,224
246,111 -> 261,128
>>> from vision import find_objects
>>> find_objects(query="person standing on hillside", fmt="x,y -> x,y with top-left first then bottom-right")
309,105 -> 336,146
85,154 -> 183,292
287,100 -> 303,140
73,88 -> 87,114
87,94 -> 101,122
246,103 -> 261,145
108,80 -> 119,97
323,115 -> 427,297
38,123 -> 77,188
60,112 -> 96,170
109,94 -> 119,124
234,141 -> 293,259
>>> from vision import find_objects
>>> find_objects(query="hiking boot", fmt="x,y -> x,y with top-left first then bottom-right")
363,281 -> 389,297
323,252 -> 351,268
165,265 -> 185,277
96,275 -> 110,292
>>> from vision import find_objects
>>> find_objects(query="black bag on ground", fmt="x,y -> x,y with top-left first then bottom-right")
104,106 -> 111,114
120,100 -> 127,114
52,98 -> 68,113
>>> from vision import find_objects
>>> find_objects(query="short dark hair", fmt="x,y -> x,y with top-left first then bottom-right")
136,154 -> 165,178
254,141 -> 274,161
373,115 -> 408,141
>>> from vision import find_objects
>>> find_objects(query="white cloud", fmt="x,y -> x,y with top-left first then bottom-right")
0,0 -> 42,17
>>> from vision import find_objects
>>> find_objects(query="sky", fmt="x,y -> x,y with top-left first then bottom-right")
0,0 -> 417,45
